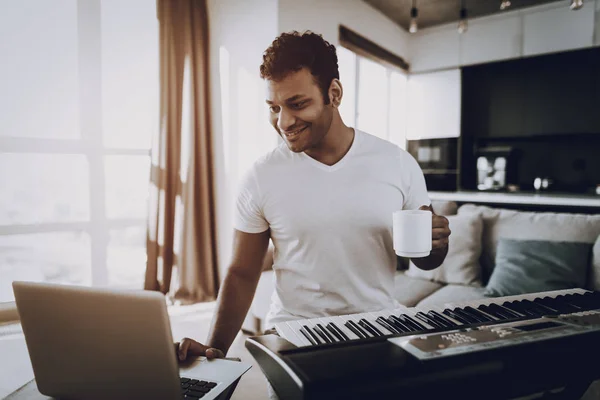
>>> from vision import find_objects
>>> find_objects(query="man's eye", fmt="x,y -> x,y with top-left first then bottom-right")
291,102 -> 306,109
269,106 -> 280,113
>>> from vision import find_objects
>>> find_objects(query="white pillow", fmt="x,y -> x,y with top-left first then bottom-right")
591,235 -> 600,291
406,212 -> 484,287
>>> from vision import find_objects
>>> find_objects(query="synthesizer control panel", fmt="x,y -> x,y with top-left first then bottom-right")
389,310 -> 600,361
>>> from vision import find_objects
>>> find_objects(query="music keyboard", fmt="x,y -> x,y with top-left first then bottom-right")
274,288 -> 596,347
247,288 -> 600,400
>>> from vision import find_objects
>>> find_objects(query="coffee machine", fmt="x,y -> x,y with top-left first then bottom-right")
476,146 -> 516,191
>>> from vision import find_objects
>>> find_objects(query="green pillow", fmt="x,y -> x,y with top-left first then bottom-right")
484,239 -> 592,297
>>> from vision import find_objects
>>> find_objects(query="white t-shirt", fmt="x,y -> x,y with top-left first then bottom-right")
234,129 -> 431,329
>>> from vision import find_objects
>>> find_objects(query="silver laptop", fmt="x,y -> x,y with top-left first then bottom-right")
12,281 -> 251,400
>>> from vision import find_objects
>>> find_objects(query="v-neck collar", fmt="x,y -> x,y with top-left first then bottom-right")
299,129 -> 360,172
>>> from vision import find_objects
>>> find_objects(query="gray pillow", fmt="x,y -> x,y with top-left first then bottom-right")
484,239 -> 592,297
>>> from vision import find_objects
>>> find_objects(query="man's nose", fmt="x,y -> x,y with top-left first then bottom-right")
277,109 -> 296,132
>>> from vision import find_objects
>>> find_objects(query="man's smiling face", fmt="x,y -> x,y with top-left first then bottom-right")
266,68 -> 334,153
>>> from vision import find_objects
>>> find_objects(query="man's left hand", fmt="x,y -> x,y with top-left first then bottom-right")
419,205 -> 451,251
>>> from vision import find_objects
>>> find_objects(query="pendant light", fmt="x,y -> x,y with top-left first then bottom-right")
500,1 -> 511,10
458,0 -> 468,34
570,0 -> 584,10
409,0 -> 419,33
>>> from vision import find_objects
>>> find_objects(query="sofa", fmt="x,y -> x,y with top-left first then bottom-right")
242,200 -> 600,334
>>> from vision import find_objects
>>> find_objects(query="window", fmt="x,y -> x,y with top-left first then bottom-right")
0,0 -> 158,303
337,46 -> 408,150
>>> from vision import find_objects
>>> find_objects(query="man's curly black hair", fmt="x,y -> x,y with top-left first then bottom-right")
260,31 -> 339,105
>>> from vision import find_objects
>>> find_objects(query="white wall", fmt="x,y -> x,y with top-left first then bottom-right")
409,0 -> 599,73
208,0 -> 279,277
278,0 -> 410,60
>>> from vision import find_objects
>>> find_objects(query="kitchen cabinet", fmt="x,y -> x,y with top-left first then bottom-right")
406,69 -> 461,140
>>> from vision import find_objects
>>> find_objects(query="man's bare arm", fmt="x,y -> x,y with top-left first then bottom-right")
176,228 -> 270,360
205,229 -> 270,354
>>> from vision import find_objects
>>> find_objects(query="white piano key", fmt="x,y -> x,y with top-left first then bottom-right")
329,315 -> 362,340
274,321 -> 306,347
313,317 -> 342,342
284,320 -> 313,347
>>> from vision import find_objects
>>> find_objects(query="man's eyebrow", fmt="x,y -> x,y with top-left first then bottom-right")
265,95 -> 308,105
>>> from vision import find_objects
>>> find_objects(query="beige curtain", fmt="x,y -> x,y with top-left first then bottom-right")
145,0 -> 219,303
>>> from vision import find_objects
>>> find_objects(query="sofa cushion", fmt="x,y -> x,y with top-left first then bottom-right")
484,239 -> 592,297
416,284 -> 487,309
590,235 -> 600,291
394,272 -> 443,307
405,212 -> 483,286
458,204 -> 600,284
431,200 -> 458,216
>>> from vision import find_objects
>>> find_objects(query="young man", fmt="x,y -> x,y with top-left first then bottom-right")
177,30 -> 450,387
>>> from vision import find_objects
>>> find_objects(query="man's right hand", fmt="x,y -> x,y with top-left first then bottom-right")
175,338 -> 225,362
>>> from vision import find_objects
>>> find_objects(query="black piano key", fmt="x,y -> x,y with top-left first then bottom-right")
463,306 -> 495,322
478,305 -> 507,320
360,319 -> 384,336
443,309 -> 470,324
520,299 -> 557,315
345,320 -> 368,339
453,308 -> 480,324
388,316 -> 413,333
400,314 -> 428,331
431,310 -> 463,326
313,324 -> 332,344
359,320 -> 382,337
553,296 -> 582,312
316,323 -> 336,342
327,323 -> 349,341
415,312 -> 444,329
501,302 -> 534,317
376,317 -> 400,334
563,294 -> 588,309
427,311 -> 458,328
300,326 -> 317,345
488,303 -> 521,319
302,325 -> 323,345
533,298 -> 561,314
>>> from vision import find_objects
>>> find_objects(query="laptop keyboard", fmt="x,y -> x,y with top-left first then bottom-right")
180,377 -> 218,399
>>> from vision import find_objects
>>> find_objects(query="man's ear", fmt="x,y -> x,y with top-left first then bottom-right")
329,79 -> 343,107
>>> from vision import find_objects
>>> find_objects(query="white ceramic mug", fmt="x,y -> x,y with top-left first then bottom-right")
393,209 -> 432,258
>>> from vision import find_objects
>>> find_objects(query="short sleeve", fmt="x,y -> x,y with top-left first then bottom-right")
402,152 -> 431,210
233,168 -> 269,233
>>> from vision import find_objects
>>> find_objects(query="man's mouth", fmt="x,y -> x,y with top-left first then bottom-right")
284,126 -> 308,138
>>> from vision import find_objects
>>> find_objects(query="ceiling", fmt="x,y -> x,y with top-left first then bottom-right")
363,0 -> 565,31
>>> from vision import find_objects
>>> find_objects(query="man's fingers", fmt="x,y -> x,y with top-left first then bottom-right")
432,238 -> 449,249
205,348 -> 225,360
178,338 -> 208,361
432,216 -> 449,229
432,228 -> 451,239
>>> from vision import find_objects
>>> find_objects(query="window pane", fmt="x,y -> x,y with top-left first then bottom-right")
356,57 -> 388,139
101,0 -> 158,149
105,155 -> 150,219
107,226 -> 146,288
389,71 -> 408,149
0,232 -> 91,303
0,154 -> 90,225
0,0 -> 79,139
337,46 -> 356,127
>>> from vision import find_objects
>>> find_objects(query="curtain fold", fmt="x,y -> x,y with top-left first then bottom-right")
145,0 -> 219,303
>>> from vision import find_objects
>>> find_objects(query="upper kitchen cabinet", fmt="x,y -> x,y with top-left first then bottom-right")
410,30 -> 460,73
461,59 -> 526,138
460,15 -> 521,66
406,69 -> 461,140
523,48 -> 599,136
523,4 -> 595,57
